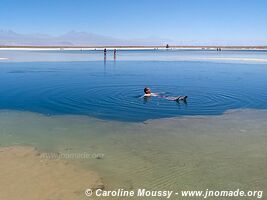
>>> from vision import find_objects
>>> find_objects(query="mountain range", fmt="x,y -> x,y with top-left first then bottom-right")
0,30 -> 171,46
1,30 -> 267,46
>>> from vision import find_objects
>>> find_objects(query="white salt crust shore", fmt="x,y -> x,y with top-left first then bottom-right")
1,47 -> 267,51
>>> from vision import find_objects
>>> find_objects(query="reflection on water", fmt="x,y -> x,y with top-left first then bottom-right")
0,61 -> 267,121
0,109 -> 266,199
1,49 -> 267,63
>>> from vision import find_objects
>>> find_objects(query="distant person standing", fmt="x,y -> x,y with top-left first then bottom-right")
114,49 -> 117,60
104,48 -> 107,62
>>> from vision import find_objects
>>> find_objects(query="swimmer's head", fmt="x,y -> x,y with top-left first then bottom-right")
144,87 -> 151,94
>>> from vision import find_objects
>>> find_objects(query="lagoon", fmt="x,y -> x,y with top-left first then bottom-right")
0,49 -> 266,199
0,51 -> 267,121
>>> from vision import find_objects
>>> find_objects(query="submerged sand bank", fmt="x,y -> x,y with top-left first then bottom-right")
0,109 -> 266,199
0,145 -> 103,200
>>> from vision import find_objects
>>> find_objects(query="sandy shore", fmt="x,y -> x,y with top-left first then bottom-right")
0,146 -> 103,200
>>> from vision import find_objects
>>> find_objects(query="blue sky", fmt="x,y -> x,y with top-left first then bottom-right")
1,0 -> 267,43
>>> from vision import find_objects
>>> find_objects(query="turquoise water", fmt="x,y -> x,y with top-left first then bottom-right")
0,59 -> 267,121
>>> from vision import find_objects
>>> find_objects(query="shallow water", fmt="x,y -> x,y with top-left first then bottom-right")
0,109 -> 266,199
1,49 -> 267,63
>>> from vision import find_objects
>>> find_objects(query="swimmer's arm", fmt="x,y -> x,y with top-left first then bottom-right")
151,93 -> 159,96
139,94 -> 151,98
139,93 -> 160,98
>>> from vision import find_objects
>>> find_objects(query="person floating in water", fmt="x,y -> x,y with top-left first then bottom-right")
142,87 -> 188,101
143,87 -> 158,97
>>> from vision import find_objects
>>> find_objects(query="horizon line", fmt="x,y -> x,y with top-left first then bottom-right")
1,45 -> 267,49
